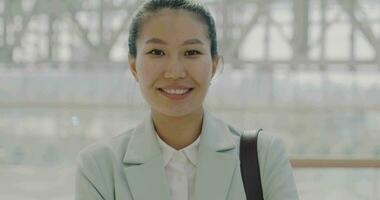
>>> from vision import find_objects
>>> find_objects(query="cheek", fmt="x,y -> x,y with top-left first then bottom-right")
188,59 -> 213,84
137,59 -> 163,87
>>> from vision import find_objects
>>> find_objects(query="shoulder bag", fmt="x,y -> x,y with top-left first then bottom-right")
240,128 -> 264,200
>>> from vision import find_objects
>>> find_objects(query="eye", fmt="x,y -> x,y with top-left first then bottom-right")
147,49 -> 165,56
184,50 -> 202,56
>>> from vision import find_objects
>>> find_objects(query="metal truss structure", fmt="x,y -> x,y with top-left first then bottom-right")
0,0 -> 379,70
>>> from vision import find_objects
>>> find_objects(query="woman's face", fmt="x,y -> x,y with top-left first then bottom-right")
129,9 -> 218,118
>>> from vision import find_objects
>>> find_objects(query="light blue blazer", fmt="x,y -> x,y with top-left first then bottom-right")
75,110 -> 299,200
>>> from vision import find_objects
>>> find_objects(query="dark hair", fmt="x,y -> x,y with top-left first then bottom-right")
128,0 -> 218,59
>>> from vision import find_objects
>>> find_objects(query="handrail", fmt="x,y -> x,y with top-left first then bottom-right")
290,158 -> 380,168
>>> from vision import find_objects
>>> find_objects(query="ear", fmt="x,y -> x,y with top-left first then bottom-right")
128,54 -> 139,81
211,56 -> 219,79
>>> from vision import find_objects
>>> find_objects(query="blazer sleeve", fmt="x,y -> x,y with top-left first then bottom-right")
258,133 -> 299,200
75,149 -> 108,200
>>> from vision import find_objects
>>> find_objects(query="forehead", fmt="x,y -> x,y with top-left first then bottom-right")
138,9 -> 209,45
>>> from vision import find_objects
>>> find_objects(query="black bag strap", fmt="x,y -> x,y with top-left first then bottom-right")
240,128 -> 264,200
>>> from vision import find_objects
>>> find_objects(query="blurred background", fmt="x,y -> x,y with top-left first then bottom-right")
0,0 -> 379,199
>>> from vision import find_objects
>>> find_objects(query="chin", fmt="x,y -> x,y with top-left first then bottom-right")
152,105 -> 203,118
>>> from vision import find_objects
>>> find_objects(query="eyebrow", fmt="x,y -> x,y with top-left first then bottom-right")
145,38 -> 167,45
145,38 -> 204,46
182,38 -> 204,45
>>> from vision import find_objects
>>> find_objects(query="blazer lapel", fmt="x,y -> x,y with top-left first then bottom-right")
193,110 -> 238,200
122,116 -> 171,200
121,110 -> 239,200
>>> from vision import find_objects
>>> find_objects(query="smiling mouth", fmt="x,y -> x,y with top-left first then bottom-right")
158,88 -> 193,95
157,88 -> 194,100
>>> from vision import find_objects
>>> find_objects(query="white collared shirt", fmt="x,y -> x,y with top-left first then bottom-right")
155,134 -> 200,200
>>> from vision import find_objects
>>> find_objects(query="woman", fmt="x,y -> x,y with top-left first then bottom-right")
75,0 -> 299,200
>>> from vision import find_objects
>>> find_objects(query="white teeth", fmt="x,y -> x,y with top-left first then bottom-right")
162,88 -> 190,95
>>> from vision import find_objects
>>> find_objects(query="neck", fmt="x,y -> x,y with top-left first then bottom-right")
151,107 -> 204,150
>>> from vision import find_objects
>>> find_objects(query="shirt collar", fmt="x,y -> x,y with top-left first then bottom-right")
155,133 -> 200,167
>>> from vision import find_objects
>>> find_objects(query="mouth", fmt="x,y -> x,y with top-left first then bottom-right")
157,87 -> 194,100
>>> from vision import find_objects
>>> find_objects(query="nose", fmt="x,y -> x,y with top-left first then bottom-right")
164,57 -> 187,79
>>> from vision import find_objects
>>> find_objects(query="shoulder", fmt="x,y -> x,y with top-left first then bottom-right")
236,128 -> 291,175
256,131 -> 299,199
75,127 -> 137,200
226,123 -> 288,163
211,116 -> 288,159
223,121 -> 285,158
76,128 -> 134,174
228,124 -> 299,199
216,119 -> 284,156
257,131 -> 288,164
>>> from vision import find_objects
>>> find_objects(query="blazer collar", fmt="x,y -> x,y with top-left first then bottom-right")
198,109 -> 236,152
122,109 -> 238,200
123,109 -> 236,164
122,114 -> 161,164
